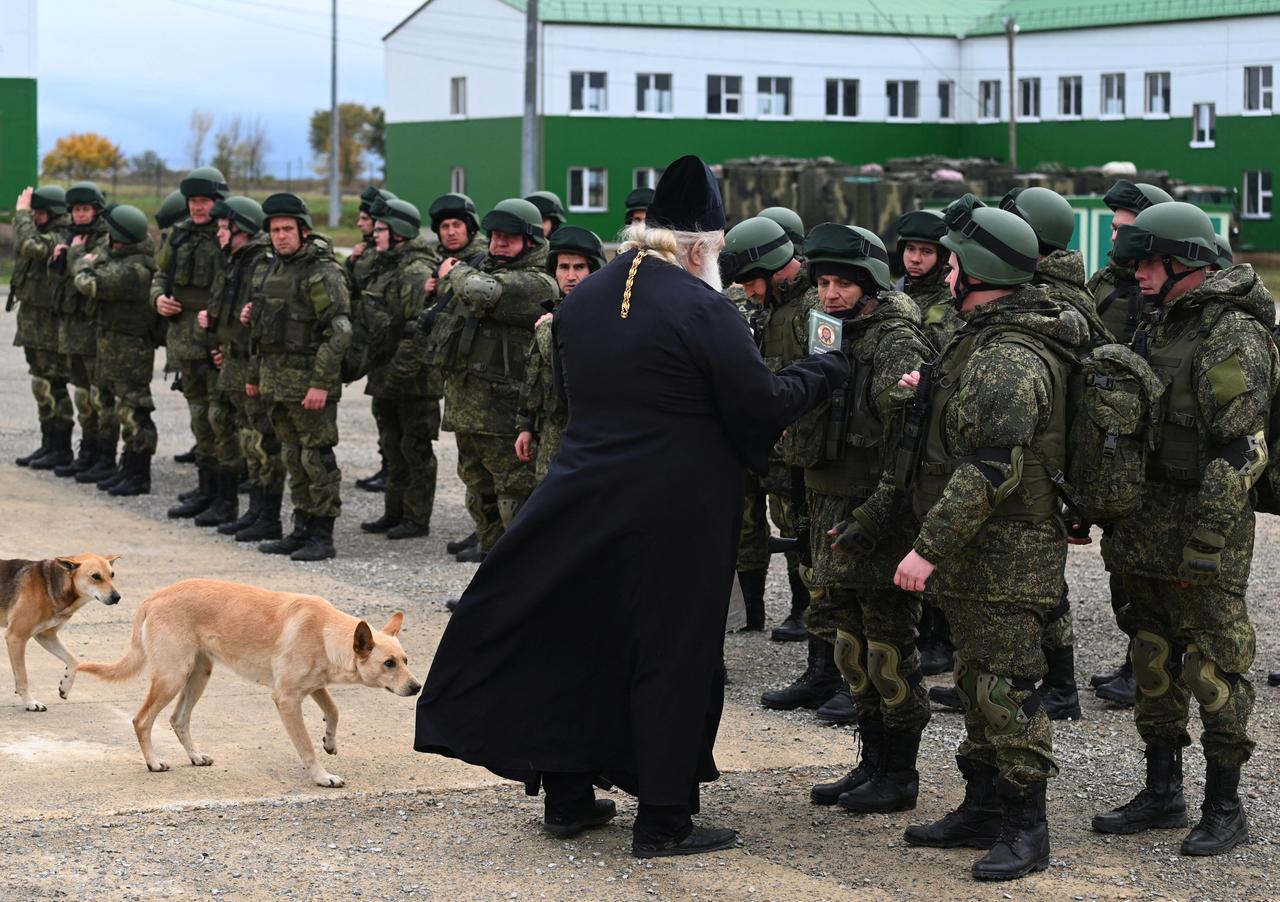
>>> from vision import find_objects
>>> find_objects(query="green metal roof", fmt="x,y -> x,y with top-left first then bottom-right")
489,0 -> 1280,36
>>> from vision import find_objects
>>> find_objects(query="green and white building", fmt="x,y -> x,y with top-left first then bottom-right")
0,0 -> 38,210
383,0 -> 1280,249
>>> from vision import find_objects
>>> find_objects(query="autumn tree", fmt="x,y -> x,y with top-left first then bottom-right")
186,110 -> 213,168
309,103 -> 382,186
42,132 -> 126,180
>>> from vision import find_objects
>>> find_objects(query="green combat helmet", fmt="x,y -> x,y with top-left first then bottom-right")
941,204 -> 1038,299
102,204 -> 150,244
65,181 -> 105,209
261,192 -> 313,230
525,190 -> 567,231
429,192 -> 480,234
180,166 -> 229,200
624,187 -> 654,223
804,223 -> 893,290
371,197 -> 422,239
894,209 -> 947,247
757,206 -> 806,246
155,190 -> 188,229
30,185 -> 68,216
1104,179 -> 1173,214
548,225 -> 606,273
213,196 -> 265,236
1215,232 -> 1234,269
720,216 -> 794,284
358,185 -> 397,214
483,198 -> 546,244
1000,186 -> 1075,251
1111,202 -> 1218,271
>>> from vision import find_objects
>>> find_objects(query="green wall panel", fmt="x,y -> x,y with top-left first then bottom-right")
0,78 -> 38,213
385,118 -> 523,223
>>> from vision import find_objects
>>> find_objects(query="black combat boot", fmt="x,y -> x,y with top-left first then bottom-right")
291,515 -> 336,562
77,439 -> 117,483
1095,664 -> 1137,706
237,492 -> 284,542
905,757 -> 1002,849
1092,741 -> 1187,834
109,452 -> 152,497
455,546 -> 487,563
29,424 -> 74,470
1040,645 -> 1082,721
815,686 -> 858,725
194,469 -> 239,527
770,570 -> 809,642
736,569 -> 767,631
260,512 -> 310,555
168,466 -> 216,518
839,727 -> 921,813
447,531 -> 478,555
361,492 -> 403,533
174,444 -> 196,464
761,636 -> 843,710
15,423 -> 51,467
1180,760 -> 1249,856
971,780 -> 1050,881
220,486 -> 263,535
917,604 -> 956,676
54,436 -> 97,477
1090,656 -> 1132,688
387,519 -> 430,539
928,685 -> 965,712
1269,671 -> 1280,687
811,717 -> 885,805
356,464 -> 386,492
98,451 -> 130,492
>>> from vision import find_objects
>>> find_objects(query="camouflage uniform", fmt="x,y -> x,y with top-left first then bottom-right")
1088,261 -> 1145,346
11,210 -> 74,430
74,236 -> 159,456
904,266 -> 958,350
55,219 -> 113,449
423,232 -> 489,427
515,312 -> 563,483
437,243 -> 556,551
250,235 -> 352,519
362,236 -> 441,528
1102,264 -> 1279,766
150,218 -> 222,471
345,237 -> 378,291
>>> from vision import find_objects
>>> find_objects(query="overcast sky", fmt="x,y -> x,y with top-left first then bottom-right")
37,0 -> 422,178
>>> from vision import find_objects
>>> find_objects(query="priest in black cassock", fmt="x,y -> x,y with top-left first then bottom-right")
414,155 -> 848,858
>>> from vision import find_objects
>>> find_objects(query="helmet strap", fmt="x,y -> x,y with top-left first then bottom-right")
951,266 -> 1002,311
1151,256 -> 1198,307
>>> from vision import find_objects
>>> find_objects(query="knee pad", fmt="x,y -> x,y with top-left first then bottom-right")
833,629 -> 869,695
976,673 -> 1041,735
30,376 -> 53,405
953,657 -> 979,712
1182,644 -> 1236,714
73,387 -> 93,417
496,494 -> 525,527
867,639 -> 920,708
1131,629 -> 1179,700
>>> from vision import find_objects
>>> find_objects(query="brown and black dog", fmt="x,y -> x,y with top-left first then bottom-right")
0,553 -> 121,711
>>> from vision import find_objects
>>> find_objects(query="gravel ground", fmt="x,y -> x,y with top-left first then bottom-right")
1,303 -> 1278,900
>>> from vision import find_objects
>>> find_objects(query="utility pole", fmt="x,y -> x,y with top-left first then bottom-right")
521,0 -> 539,196
1005,16 -> 1018,173
328,0 -> 341,228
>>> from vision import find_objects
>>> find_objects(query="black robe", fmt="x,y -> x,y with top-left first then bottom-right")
414,249 -> 846,806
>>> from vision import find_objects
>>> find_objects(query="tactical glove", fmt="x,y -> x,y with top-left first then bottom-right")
1178,527 -> 1226,586
831,506 -> 879,555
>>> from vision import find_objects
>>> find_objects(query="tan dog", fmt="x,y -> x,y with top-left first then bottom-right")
74,578 -> 420,787
0,553 -> 122,711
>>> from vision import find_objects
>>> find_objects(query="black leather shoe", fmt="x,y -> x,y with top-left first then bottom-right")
360,514 -> 401,534
174,445 -> 197,464
1040,685 -> 1082,721
761,636 -> 842,710
387,520 -> 430,540
1268,671 -> 1280,687
1095,671 -> 1137,706
455,547 -> 487,563
544,799 -> 617,838
770,611 -> 807,642
445,599 -> 459,612
447,531 -> 478,554
1091,658 -> 1132,689
632,825 -> 738,859
918,640 -> 956,677
814,687 -> 858,725
929,685 -> 964,712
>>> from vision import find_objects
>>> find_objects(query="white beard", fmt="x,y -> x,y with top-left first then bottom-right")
690,254 -> 723,293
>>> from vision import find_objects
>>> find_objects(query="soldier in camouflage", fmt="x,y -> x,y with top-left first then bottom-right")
623,187 -> 654,225
889,203 -> 1087,881
357,197 -> 440,541
1094,203 -> 1279,857
71,205 -> 158,496
248,193 -> 353,562
786,223 -> 934,817
348,186 -> 397,494
10,186 -> 74,469
515,225 -> 605,483
525,191 -> 567,239
152,167 -> 230,519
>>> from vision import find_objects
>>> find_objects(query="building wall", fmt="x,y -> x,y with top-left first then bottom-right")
0,0 -> 38,211
384,118 -> 523,220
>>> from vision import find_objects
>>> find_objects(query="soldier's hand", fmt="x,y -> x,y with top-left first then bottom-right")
245,383 -> 260,398
894,550 -> 935,593
302,387 -> 329,410
156,295 -> 182,317
438,257 -> 459,279
1066,519 -> 1093,545
535,312 -> 553,328
350,243 -> 364,259
829,508 -> 878,555
899,370 -> 921,390
424,276 -> 438,296
240,302 -> 253,327
72,233 -> 87,246
16,187 -> 32,211
53,243 -> 68,260
211,348 -> 224,368
82,254 -> 97,265
514,431 -> 535,462
198,310 -> 211,329
1177,527 -> 1225,586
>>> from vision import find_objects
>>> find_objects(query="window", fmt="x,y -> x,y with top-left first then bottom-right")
636,73 -> 672,115
450,77 -> 466,117
1018,77 -> 1040,119
757,76 -> 792,117
1244,170 -> 1272,219
826,78 -> 860,118
1245,65 -> 1273,113
937,80 -> 954,120
1145,72 -> 1171,115
633,167 -> 663,189
885,80 -> 919,120
707,75 -> 742,116
568,167 -> 608,212
1102,73 -> 1126,116
1192,103 -> 1216,147
979,80 -> 1001,120
1059,75 -> 1082,117
570,71 -> 607,113
450,167 -> 466,193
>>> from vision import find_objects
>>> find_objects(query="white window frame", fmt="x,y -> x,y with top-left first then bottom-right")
1018,77 -> 1040,121
449,167 -> 466,194
1244,170 -> 1272,220
1244,65 -> 1273,115
1101,72 -> 1126,119
757,76 -> 792,118
825,78 -> 860,119
1144,71 -> 1171,118
885,80 -> 919,121
1191,102 -> 1216,148
636,72 -> 673,117
707,74 -> 743,118
979,79 -> 1001,121
937,80 -> 955,121
570,71 -> 608,115
567,167 -> 608,213
449,76 -> 467,118
1058,75 -> 1083,119
633,167 -> 663,190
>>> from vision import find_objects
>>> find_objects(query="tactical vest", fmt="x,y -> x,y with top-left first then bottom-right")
458,314 -> 530,387
58,222 -> 109,318
96,251 -> 158,338
757,287 -> 809,373
913,328 -> 1068,523
255,252 -> 327,367
1097,274 -> 1144,345
216,242 -> 270,357
167,223 -> 220,311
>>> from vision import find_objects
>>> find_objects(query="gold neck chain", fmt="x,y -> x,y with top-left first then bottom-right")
620,250 -> 647,319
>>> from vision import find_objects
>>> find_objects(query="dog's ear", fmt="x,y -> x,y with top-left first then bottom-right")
381,611 -> 405,637
353,621 -> 375,660
55,558 -> 80,572
105,555 -> 122,563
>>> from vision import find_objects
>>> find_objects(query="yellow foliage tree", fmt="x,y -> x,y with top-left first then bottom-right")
42,132 -> 126,180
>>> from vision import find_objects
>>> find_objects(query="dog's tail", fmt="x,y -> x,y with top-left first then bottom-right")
76,597 -> 149,682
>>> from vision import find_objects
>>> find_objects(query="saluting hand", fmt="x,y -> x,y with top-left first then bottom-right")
894,550 -> 935,593
16,187 -> 32,211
